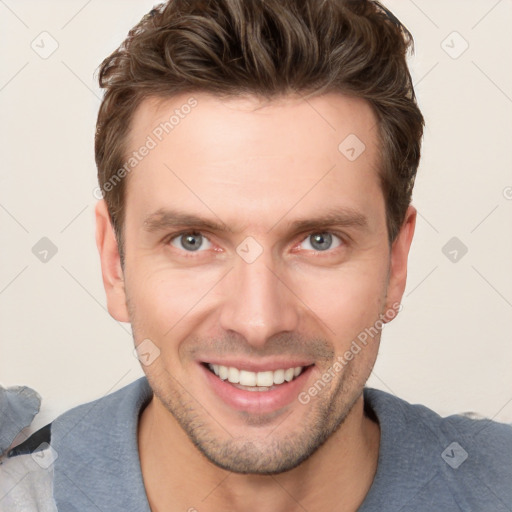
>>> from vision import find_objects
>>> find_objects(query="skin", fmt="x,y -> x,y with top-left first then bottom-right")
95,92 -> 416,512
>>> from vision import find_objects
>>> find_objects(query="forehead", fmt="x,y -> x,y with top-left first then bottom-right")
124,91 -> 384,235
129,91 -> 378,160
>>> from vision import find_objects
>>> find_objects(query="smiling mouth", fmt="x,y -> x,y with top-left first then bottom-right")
204,363 -> 310,392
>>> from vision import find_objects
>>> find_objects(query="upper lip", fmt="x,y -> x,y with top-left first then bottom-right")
200,359 -> 314,373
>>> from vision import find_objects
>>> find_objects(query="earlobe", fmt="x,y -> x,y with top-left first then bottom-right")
383,205 -> 416,322
95,200 -> 130,323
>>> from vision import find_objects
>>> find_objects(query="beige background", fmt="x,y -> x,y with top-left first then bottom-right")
1,0 -> 511,433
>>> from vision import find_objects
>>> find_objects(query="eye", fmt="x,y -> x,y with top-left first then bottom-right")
169,232 -> 212,252
299,232 -> 343,252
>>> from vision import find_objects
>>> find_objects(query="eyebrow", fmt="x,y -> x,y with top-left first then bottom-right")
143,209 -> 230,233
142,207 -> 369,235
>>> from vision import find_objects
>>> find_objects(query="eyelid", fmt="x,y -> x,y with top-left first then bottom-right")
164,229 -> 210,242
163,229 -> 349,254
295,231 -> 346,252
166,230 -> 214,252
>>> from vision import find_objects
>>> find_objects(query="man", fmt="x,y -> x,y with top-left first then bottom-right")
1,0 -> 511,510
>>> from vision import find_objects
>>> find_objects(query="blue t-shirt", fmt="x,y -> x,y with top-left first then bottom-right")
1,377 -> 511,511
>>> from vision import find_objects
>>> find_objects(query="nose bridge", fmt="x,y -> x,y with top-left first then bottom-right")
218,248 -> 299,346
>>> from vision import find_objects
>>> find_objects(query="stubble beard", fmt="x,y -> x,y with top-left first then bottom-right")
142,360 -> 369,475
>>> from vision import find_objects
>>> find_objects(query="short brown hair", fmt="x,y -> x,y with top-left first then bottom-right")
95,0 -> 424,261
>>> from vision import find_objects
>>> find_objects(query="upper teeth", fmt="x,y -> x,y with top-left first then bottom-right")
209,364 -> 304,386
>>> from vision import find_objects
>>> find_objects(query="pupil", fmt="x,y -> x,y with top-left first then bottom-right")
311,232 -> 332,251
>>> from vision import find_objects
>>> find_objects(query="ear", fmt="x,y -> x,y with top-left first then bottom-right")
383,205 -> 416,322
95,200 -> 130,322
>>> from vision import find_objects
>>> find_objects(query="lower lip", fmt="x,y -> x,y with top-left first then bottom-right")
200,364 -> 313,414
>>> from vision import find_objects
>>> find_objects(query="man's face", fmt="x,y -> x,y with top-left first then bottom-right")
98,92 -> 414,474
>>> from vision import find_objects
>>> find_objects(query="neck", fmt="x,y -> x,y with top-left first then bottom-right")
138,394 -> 380,512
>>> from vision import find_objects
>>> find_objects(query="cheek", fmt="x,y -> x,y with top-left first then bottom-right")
125,245 -> 390,351
289,259 -> 389,341
126,265 -> 223,338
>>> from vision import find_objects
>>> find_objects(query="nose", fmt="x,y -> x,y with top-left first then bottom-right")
218,251 -> 300,348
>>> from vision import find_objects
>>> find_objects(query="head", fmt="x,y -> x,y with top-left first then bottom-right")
95,0 -> 423,474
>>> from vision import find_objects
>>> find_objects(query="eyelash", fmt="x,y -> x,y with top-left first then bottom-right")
164,230 -> 347,257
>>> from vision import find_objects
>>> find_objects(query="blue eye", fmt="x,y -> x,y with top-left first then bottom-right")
300,232 -> 342,252
170,232 -> 212,252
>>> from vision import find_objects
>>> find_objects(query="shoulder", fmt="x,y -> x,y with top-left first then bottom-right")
439,409 -> 512,496
364,388 -> 512,506
398,392 -> 512,463
365,387 -> 512,450
1,378 -> 151,511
